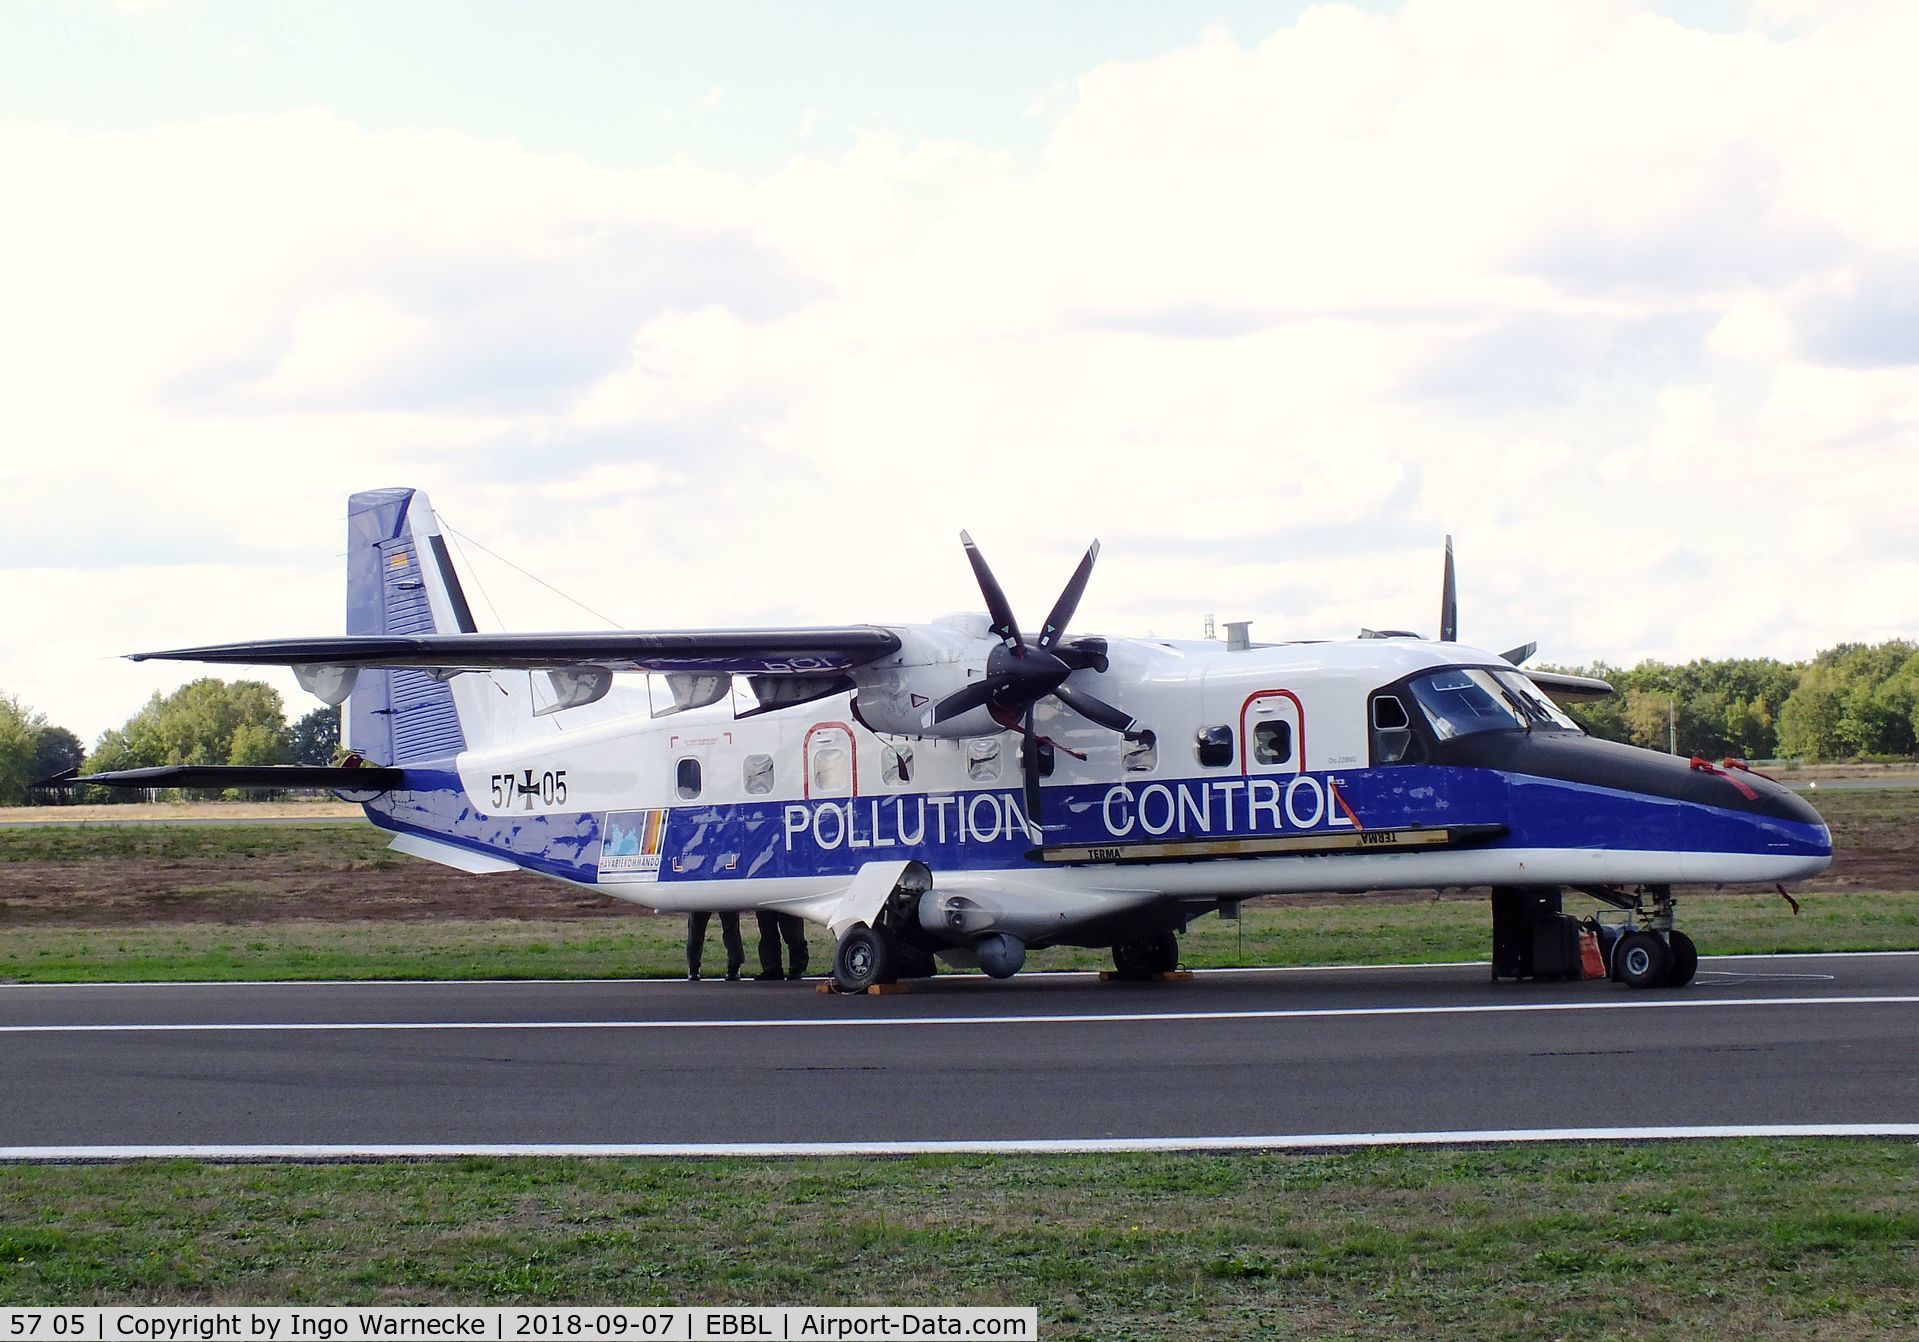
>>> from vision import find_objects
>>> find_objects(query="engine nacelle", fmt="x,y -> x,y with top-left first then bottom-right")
851,617 -> 1005,738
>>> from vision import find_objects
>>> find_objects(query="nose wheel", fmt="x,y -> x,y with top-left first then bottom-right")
1665,929 -> 1699,986
1612,931 -> 1672,988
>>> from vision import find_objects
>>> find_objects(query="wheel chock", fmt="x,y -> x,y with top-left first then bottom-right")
1098,970 -> 1196,982
816,981 -> 913,995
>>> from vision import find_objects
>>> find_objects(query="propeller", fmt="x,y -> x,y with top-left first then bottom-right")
1440,535 -> 1536,665
925,533 -> 1138,831
1363,536 -> 1535,665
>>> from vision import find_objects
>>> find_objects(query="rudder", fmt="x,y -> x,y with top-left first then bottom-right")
345,488 -> 476,765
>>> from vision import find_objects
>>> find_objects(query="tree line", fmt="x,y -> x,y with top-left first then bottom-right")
2,639 -> 1917,804
1548,639 -> 1918,761
0,679 -> 338,804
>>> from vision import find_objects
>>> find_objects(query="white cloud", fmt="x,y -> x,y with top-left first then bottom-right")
5,2 -> 1919,743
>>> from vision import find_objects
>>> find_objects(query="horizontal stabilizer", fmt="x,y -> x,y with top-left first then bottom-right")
129,628 -> 903,677
47,765 -> 405,792
387,832 -> 520,874
1524,670 -> 1614,704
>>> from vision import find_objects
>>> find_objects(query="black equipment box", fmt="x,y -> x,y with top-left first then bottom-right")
1492,886 -> 1581,980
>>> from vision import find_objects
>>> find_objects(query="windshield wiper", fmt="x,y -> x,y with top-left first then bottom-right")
1497,688 -> 1536,734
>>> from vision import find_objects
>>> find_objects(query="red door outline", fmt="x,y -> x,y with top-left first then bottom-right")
802,721 -> 858,799
1238,689 -> 1306,774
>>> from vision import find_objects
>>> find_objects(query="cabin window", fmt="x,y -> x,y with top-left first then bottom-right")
742,753 -> 775,795
811,745 -> 850,794
966,738 -> 1002,783
675,757 -> 702,800
1195,725 -> 1234,768
1122,730 -> 1158,773
1253,720 -> 1293,766
882,743 -> 914,786
1371,695 -> 1416,765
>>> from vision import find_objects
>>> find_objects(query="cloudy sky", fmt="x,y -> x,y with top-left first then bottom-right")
3,0 -> 1915,744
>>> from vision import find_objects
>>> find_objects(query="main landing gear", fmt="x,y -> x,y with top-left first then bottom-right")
1110,932 -> 1180,979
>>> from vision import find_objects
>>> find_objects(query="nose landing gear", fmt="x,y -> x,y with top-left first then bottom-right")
1582,885 -> 1698,988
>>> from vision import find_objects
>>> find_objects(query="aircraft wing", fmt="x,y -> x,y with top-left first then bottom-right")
45,765 -> 405,791
1524,669 -> 1614,704
128,627 -> 904,676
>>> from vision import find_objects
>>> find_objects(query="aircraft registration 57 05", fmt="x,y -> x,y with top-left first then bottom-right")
73,488 -> 1832,992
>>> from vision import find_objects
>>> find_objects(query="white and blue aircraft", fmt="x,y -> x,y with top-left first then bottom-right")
76,488 -> 1832,992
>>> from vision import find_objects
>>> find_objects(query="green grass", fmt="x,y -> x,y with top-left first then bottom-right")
0,824 -> 395,864
1,1143 -> 1917,1337
0,888 -> 1912,983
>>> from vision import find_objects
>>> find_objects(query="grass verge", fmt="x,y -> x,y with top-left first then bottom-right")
2,1143 -> 1917,1338
1,889 -> 1915,983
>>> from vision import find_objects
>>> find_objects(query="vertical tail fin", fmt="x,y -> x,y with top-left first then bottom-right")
345,488 -> 477,765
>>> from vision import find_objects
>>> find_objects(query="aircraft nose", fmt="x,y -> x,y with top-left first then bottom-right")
1434,731 -> 1832,871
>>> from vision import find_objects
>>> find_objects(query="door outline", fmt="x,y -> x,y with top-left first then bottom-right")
1238,689 -> 1306,775
803,721 -> 858,799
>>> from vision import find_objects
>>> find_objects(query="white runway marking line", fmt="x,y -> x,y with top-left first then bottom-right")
4,1125 -> 1919,1161
5,994 -> 1919,1035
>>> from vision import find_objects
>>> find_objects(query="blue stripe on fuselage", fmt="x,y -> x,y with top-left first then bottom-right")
360,764 -> 1831,887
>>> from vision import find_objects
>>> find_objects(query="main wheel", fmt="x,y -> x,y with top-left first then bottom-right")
1112,933 -> 1179,978
1665,930 -> 1699,987
1613,930 -> 1674,989
1149,932 -> 1180,974
833,924 -> 892,993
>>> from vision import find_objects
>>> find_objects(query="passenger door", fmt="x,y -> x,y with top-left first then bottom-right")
803,722 -> 857,799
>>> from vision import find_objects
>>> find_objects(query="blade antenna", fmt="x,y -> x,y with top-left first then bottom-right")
1439,534 -> 1458,642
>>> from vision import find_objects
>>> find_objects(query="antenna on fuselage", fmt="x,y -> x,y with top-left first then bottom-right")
1439,534 -> 1458,642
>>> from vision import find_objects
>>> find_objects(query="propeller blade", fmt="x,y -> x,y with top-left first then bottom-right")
1500,641 -> 1538,666
1439,534 -> 1458,642
1036,540 -> 1099,651
924,679 -> 995,727
960,531 -> 1022,648
1052,683 -> 1140,736
1021,707 -> 1042,833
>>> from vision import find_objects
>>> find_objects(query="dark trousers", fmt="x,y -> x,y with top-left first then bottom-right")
755,910 -> 810,977
686,910 -> 744,977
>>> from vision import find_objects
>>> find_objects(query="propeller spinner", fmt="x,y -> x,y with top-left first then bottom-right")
924,533 -> 1138,828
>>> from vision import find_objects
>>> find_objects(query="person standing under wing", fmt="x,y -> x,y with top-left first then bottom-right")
686,910 -> 745,982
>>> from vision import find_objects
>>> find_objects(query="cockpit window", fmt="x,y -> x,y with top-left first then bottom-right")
1490,669 -> 1582,731
1406,667 -> 1581,740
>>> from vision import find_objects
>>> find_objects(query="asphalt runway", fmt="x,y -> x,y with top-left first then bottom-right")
4,954 -> 1918,1157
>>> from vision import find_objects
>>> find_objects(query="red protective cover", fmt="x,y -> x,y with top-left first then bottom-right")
1578,929 -> 1606,980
